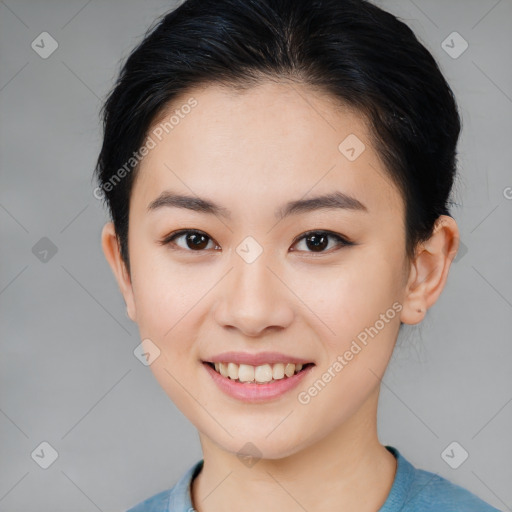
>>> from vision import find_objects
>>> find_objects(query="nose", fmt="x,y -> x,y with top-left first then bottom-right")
214,249 -> 294,337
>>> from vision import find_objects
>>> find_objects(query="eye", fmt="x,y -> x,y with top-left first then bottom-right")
159,229 -> 219,252
291,230 -> 353,254
159,229 -> 353,254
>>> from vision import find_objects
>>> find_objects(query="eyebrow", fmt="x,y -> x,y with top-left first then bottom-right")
147,189 -> 368,220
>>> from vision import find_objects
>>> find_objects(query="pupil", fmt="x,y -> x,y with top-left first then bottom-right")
188,233 -> 208,250
306,233 -> 328,252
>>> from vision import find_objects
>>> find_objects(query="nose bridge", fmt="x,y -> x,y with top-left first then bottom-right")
229,232 -> 274,288
231,240 -> 276,306
214,238 -> 293,335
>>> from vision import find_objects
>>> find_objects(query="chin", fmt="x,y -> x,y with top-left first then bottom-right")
202,420 -> 312,461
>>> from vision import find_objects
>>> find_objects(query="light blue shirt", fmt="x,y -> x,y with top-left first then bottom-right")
126,446 -> 501,511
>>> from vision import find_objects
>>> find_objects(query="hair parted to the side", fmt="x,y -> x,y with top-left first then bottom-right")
94,0 -> 461,278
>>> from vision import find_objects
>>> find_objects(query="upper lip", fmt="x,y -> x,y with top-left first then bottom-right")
203,351 -> 314,366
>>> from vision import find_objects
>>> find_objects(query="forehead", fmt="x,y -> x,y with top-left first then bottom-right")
132,81 -> 403,222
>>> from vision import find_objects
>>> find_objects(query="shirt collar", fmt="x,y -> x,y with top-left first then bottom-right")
169,445 -> 409,511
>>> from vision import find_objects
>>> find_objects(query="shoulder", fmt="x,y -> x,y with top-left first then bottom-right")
382,446 -> 501,512
125,460 -> 203,512
405,468 -> 501,511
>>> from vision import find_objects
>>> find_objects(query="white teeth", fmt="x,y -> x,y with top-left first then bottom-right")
227,362 -> 239,380
284,363 -> 295,377
238,364 -> 254,382
254,364 -> 273,383
272,363 -> 285,380
210,361 -> 308,383
219,362 -> 229,378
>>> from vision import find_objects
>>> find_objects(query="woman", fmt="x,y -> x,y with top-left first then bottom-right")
95,0 -> 500,510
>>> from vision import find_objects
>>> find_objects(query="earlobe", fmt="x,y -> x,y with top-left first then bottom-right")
101,222 -> 137,322
400,215 -> 460,325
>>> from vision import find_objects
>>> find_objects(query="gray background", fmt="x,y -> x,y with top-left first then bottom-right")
1,0 -> 511,510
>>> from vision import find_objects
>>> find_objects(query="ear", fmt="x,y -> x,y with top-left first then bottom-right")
101,222 -> 137,322
400,215 -> 460,325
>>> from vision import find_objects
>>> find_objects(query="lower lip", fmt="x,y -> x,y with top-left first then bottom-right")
202,362 -> 314,403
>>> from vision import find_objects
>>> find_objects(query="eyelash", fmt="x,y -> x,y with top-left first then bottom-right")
158,229 -> 354,255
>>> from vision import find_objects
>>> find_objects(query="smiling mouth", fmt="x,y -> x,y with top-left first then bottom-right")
203,361 -> 315,384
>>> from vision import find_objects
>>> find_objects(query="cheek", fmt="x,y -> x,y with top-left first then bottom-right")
129,243 -> 209,337
291,254 -> 402,410
292,261 -> 401,433
292,254 -> 402,346
128,251 -> 209,410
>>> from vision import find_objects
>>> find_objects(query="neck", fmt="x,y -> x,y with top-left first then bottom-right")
191,386 -> 397,512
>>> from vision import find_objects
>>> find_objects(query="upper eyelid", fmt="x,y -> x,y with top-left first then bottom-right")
293,230 -> 349,242
160,229 -> 219,248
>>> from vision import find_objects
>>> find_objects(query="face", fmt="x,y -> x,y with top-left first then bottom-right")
104,81 -> 417,459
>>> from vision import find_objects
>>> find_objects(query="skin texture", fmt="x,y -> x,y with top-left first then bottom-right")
101,81 -> 459,511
